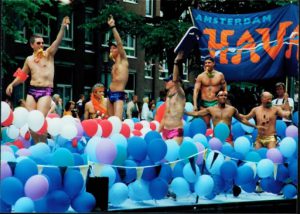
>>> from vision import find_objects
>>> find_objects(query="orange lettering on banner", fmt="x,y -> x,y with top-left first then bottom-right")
203,29 -> 234,64
285,25 -> 299,60
256,21 -> 292,60
231,30 -> 260,64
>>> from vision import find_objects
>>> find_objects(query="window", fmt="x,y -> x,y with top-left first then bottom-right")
60,14 -> 73,49
182,59 -> 189,82
56,84 -> 73,107
33,19 -> 50,45
126,71 -> 136,91
144,60 -> 154,78
123,0 -> 137,3
145,0 -> 153,17
159,59 -> 169,79
104,32 -> 136,57
85,8 -> 94,52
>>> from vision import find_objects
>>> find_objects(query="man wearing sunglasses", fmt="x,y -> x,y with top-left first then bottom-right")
6,16 -> 70,118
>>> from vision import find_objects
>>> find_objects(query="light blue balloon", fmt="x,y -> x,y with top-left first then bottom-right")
29,143 -> 51,160
14,197 -> 34,213
292,111 -> 298,126
231,122 -> 245,139
99,166 -> 116,187
257,159 -> 274,178
164,139 -> 179,162
128,180 -> 151,201
183,122 -> 190,137
283,184 -> 297,199
184,102 -> 194,112
109,182 -> 128,206
170,177 -> 190,197
221,143 -> 234,156
113,144 -> 127,165
85,136 -> 100,162
245,151 -> 261,162
214,122 -> 230,142
183,162 -> 201,183
279,137 -> 297,158
1,151 -> 16,162
234,136 -> 251,155
193,133 -> 208,148
194,175 -> 214,197
110,133 -> 127,148
205,151 -> 225,175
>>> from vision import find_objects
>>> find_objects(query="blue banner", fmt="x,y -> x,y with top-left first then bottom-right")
192,4 -> 298,81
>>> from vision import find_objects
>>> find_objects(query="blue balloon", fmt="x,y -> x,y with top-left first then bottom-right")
183,122 -> 190,137
212,174 -> 226,194
221,143 -> 234,156
51,148 -> 74,166
279,137 -> 297,158
234,164 -> 254,185
42,167 -> 62,192
241,118 -> 255,134
14,158 -> 38,184
73,153 -> 84,166
234,136 -> 251,155
292,111 -> 298,126
149,178 -> 168,200
144,131 -> 162,145
170,177 -> 190,197
14,197 -> 34,213
276,120 -> 287,139
108,183 -> 128,206
71,191 -> 96,212
257,147 -> 268,159
231,122 -> 245,139
245,151 -> 261,162
128,180 -> 151,201
189,118 -> 207,137
158,164 -> 173,183
283,184 -> 297,199
63,169 -> 84,199
179,140 -> 198,163
0,199 -> 11,213
132,117 -> 140,123
193,133 -> 208,148
288,161 -> 298,182
164,139 -> 180,162
123,160 -> 137,184
172,162 -> 184,178
220,160 -> 237,181
214,122 -> 230,142
251,128 -> 258,141
0,177 -> 24,205
229,151 -> 245,163
147,138 -> 167,162
46,190 -> 71,213
29,143 -> 51,160
140,159 -> 156,181
113,144 -> 127,165
127,136 -> 147,162
241,180 -> 256,193
34,197 -> 48,212
276,164 -> 289,182
195,175 -> 214,197
257,159 -> 274,178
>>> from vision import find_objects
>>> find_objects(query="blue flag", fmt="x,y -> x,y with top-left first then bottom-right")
192,4 -> 298,81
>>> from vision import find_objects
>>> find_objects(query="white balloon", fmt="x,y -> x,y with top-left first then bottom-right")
94,124 -> 103,137
20,124 -> 29,138
140,120 -> 150,129
140,127 -> 151,136
61,115 -> 76,125
27,110 -> 45,132
1,101 -> 11,123
47,118 -> 62,137
123,119 -> 134,130
151,120 -> 160,131
108,116 -> 122,135
60,123 -> 78,140
13,107 -> 29,128
6,124 -> 20,140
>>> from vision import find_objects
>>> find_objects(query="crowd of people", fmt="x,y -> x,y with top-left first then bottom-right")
4,15 -> 296,149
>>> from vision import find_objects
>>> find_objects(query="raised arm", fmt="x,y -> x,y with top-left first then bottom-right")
6,58 -> 30,96
193,75 -> 201,111
107,15 -> 127,60
173,51 -> 184,82
46,16 -> 70,56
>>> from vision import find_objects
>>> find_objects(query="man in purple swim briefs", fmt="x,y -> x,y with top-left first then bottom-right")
106,15 -> 129,120
159,51 -> 186,145
6,16 -> 70,143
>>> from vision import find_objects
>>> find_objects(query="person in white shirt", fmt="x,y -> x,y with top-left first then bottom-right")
141,96 -> 150,121
272,82 -> 294,126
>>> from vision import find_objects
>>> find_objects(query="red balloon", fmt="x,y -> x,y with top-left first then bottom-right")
120,123 -> 130,138
99,119 -> 113,138
134,122 -> 143,130
13,139 -> 24,149
47,113 -> 59,118
37,120 -> 48,135
205,128 -> 213,136
24,131 -> 31,141
2,110 -> 13,127
154,102 -> 166,122
82,119 -> 98,137
72,138 -> 78,147
132,129 -> 142,136
150,122 -> 156,131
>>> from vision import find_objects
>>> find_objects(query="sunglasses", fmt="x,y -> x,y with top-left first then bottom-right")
36,42 -> 44,45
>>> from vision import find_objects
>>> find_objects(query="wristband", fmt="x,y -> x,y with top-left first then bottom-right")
13,68 -> 28,82
110,25 -> 116,29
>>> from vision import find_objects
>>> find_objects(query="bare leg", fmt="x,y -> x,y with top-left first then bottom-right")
173,136 -> 183,146
114,100 -> 124,120
107,100 -> 114,117
26,95 -> 37,111
255,141 -> 262,150
37,96 -> 51,117
267,141 -> 277,149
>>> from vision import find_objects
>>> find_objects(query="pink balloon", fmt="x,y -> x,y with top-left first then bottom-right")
266,148 -> 283,164
24,175 -> 49,200
1,161 -> 12,179
209,137 -> 223,151
285,125 -> 298,139
95,138 -> 117,164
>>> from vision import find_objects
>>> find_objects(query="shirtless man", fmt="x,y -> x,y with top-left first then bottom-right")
158,51 -> 186,145
6,16 -> 70,117
186,90 -> 258,145
106,15 -> 129,120
193,56 -> 227,127
243,91 -> 291,149
84,83 -> 108,120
